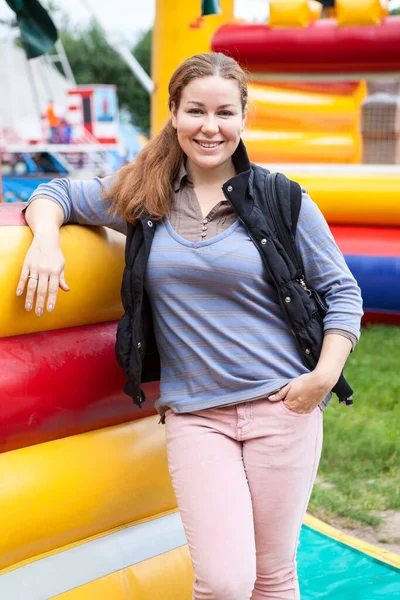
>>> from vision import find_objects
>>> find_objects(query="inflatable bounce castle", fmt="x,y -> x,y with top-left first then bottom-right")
1,0 -> 400,598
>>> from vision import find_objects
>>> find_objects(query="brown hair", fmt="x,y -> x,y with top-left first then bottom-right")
105,52 -> 248,223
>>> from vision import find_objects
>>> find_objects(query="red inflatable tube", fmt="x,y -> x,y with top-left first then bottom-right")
212,17 -> 400,74
362,312 -> 400,325
330,225 -> 400,257
252,81 -> 361,95
0,322 -> 158,453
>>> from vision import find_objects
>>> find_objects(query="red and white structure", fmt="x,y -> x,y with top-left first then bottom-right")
67,85 -> 119,145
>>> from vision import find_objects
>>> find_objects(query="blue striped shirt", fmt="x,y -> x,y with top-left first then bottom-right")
28,175 -> 363,414
145,211 -> 362,415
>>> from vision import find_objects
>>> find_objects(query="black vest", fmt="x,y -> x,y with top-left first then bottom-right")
116,141 -> 351,409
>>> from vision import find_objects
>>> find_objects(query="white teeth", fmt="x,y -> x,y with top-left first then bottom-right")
196,141 -> 221,148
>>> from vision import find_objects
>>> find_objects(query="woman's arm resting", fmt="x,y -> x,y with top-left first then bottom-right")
25,176 -> 127,233
18,175 -> 126,315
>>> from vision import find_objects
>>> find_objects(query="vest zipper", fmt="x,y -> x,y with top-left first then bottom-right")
298,277 -> 312,296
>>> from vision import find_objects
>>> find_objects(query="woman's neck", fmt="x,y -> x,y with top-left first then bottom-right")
186,158 -> 236,188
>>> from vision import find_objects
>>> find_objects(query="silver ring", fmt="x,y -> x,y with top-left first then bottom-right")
28,276 -> 38,280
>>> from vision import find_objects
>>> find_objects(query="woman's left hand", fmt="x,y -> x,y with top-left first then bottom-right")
268,371 -> 333,414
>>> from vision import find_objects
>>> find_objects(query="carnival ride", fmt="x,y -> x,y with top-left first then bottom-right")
0,21 -> 143,200
1,0 -> 400,599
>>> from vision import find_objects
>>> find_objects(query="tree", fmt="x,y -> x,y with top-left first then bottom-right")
59,23 -> 151,133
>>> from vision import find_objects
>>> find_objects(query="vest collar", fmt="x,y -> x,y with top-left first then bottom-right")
232,138 -> 251,174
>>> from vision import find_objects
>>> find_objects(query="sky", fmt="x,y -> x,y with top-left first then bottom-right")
0,0 -> 399,44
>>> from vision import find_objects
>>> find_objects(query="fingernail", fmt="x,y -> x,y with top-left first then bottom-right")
47,304 -> 53,312
16,289 -> 22,296
36,308 -> 43,316
26,303 -> 32,311
269,394 -> 276,400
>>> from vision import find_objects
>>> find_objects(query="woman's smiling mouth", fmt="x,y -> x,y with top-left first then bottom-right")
194,140 -> 224,149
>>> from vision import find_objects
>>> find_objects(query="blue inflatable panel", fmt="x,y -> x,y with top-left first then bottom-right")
298,526 -> 400,599
344,254 -> 400,314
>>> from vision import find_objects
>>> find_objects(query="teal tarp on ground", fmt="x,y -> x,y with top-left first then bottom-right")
298,525 -> 400,599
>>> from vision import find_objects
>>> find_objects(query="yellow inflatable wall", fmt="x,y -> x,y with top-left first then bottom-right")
245,82 -> 366,164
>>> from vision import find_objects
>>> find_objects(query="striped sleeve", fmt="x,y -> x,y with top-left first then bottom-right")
25,176 -> 127,234
295,191 -> 363,342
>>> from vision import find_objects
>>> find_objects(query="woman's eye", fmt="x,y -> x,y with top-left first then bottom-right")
187,109 -> 233,116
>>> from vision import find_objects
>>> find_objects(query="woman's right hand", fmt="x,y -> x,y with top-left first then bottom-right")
16,237 -> 70,316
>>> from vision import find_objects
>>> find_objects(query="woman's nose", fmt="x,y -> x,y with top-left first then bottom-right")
201,116 -> 219,134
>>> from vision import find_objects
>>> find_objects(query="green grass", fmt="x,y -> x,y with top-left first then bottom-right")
308,325 -> 400,529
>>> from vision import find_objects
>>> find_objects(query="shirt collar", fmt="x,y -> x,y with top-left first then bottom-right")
173,162 -> 192,192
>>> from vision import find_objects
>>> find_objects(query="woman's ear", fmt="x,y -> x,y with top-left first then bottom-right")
171,102 -> 177,129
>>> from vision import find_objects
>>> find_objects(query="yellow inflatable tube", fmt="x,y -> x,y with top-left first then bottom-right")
247,83 -> 362,133
0,417 -> 176,571
53,547 -> 193,600
337,0 -> 388,26
269,0 -> 315,27
280,170 -> 400,226
0,224 -> 125,338
243,130 -> 360,164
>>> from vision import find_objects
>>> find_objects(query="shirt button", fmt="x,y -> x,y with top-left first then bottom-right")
305,348 -> 311,355
202,226 -> 207,231
285,296 -> 291,303
137,342 -> 142,348
261,238 -> 267,245
147,220 -> 153,227
201,232 -> 207,237
203,219 -> 208,224
227,185 -> 233,192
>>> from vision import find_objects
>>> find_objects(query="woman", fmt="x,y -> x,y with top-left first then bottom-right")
17,53 -> 363,599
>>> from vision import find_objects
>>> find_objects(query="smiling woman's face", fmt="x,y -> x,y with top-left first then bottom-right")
171,75 -> 246,172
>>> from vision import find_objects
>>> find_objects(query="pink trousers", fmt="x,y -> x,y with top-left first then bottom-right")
165,397 -> 323,600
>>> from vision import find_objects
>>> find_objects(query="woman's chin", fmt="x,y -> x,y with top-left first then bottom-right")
189,154 -> 227,170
